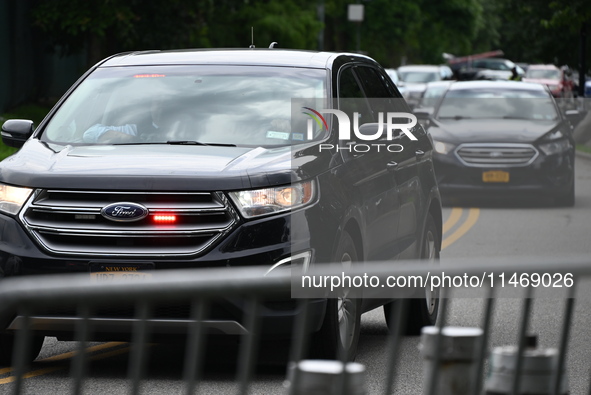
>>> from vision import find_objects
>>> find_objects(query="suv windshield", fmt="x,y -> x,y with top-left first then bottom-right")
41,65 -> 326,147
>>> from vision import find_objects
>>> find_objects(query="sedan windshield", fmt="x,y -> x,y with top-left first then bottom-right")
525,69 -> 561,80
398,71 -> 440,83
436,89 -> 558,121
41,65 -> 326,147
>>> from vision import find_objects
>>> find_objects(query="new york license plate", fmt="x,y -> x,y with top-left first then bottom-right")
90,263 -> 154,282
482,170 -> 510,183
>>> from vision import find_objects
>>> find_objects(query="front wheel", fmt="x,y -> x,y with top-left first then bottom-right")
555,182 -> 575,207
312,231 -> 361,360
384,213 -> 440,335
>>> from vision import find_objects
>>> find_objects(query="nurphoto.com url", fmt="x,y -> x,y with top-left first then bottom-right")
291,271 -> 575,299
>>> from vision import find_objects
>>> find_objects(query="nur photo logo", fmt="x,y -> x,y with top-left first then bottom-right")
301,107 -> 419,153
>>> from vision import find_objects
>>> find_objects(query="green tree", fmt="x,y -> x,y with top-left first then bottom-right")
495,0 -> 591,68
32,0 -> 322,68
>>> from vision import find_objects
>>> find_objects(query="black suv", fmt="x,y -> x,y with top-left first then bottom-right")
0,49 -> 442,363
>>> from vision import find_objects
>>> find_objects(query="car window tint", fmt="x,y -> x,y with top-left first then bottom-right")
355,67 -> 391,98
338,67 -> 373,125
354,66 -> 406,116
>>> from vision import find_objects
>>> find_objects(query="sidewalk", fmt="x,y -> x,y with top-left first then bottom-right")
573,102 -> 591,160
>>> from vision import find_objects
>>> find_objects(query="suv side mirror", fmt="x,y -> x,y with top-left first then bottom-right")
1,119 -> 34,148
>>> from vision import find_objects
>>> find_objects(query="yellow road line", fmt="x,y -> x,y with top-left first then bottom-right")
37,342 -> 126,363
0,342 -> 127,384
442,207 -> 463,235
441,208 -> 480,250
0,366 -> 63,384
90,346 -> 131,361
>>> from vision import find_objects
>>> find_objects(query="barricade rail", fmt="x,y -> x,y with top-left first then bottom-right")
0,256 -> 590,395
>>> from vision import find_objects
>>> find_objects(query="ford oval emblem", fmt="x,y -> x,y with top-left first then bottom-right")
101,202 -> 149,222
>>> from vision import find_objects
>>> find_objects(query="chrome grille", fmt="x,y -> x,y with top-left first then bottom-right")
20,190 -> 238,257
455,144 -> 538,167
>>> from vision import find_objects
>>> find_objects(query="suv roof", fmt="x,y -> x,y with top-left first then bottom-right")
100,48 -> 373,69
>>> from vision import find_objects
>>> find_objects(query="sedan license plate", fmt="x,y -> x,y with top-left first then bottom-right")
482,170 -> 509,183
90,263 -> 154,282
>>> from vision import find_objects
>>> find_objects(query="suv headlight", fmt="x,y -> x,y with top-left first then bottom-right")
539,130 -> 571,155
0,183 -> 33,215
228,180 -> 316,219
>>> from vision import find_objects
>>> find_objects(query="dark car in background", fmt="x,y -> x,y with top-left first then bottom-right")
451,58 -> 524,81
426,80 -> 575,206
0,49 -> 442,364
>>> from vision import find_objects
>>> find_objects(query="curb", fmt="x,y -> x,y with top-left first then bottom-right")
575,149 -> 591,161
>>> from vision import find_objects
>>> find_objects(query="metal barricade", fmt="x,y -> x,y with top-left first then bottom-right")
0,256 -> 590,395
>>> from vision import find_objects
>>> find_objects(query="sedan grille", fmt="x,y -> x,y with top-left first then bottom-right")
20,190 -> 238,257
455,144 -> 538,167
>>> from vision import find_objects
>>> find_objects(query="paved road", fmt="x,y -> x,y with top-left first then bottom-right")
2,154 -> 591,394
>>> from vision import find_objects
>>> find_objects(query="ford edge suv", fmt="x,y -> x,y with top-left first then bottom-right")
0,49 -> 442,364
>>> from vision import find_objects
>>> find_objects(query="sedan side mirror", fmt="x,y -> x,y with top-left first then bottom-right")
565,109 -> 584,128
1,119 -> 34,148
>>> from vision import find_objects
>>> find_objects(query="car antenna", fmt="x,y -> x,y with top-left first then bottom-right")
249,27 -> 255,49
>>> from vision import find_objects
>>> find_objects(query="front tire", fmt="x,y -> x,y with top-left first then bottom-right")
555,181 -> 575,207
384,213 -> 440,335
312,231 -> 361,360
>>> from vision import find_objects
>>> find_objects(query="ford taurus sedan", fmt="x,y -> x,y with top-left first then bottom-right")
427,81 -> 575,206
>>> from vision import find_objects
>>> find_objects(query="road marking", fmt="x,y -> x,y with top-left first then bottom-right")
89,346 -> 131,361
0,366 -> 63,384
442,208 -> 480,250
442,207 -> 463,235
38,341 -> 127,363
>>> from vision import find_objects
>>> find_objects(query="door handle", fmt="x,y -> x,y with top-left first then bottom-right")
415,150 -> 425,158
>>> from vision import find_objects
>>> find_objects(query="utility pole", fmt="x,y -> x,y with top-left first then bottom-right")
317,0 -> 325,51
579,22 -> 587,98
347,3 -> 364,53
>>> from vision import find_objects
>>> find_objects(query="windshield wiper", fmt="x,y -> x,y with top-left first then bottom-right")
502,115 -> 534,120
437,115 -> 471,120
166,140 -> 237,147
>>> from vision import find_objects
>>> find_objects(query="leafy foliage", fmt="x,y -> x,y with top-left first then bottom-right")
28,0 -> 591,70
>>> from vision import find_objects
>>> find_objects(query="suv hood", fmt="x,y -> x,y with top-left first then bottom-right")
0,140 -> 326,191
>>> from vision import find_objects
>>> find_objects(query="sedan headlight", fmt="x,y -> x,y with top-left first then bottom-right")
229,180 -> 316,218
539,139 -> 570,155
0,183 -> 33,215
432,140 -> 455,155
539,130 -> 571,155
